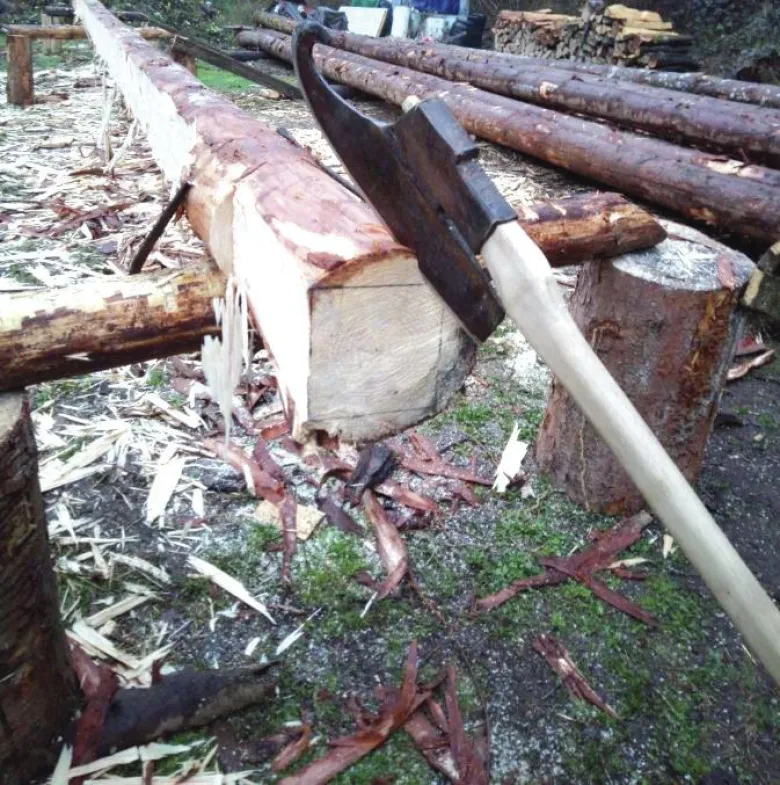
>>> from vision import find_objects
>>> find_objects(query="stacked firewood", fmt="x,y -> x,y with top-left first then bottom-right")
494,4 -> 697,71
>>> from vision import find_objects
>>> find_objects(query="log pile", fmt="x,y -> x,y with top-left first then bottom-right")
493,4 -> 697,71
246,17 -> 780,244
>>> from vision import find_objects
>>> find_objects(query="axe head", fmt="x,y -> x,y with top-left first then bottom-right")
292,21 -> 516,342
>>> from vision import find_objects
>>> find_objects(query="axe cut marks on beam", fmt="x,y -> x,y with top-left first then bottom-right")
73,0 -> 473,443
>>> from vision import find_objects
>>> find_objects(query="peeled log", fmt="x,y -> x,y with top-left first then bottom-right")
245,28 -> 780,244
0,393 -> 78,785
0,267 -> 223,393
74,0 -> 474,443
536,222 -> 754,515
245,18 -> 780,166
5,24 -> 171,40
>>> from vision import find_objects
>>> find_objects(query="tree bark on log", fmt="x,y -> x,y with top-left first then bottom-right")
73,0 -> 474,443
0,267 -> 223,393
244,27 -> 780,244
246,17 -> 780,166
0,393 -> 78,785
385,38 -> 780,111
515,192 -> 665,266
0,195 -> 662,393
535,222 -> 754,515
6,36 -> 33,108
5,24 -> 171,40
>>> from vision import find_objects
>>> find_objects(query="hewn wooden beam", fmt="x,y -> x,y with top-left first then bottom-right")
73,0 -> 474,443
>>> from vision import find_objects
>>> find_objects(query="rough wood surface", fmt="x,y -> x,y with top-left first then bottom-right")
535,222 -> 754,515
5,24 -> 171,40
0,393 -> 78,785
74,0 -> 473,443
6,36 -> 33,107
247,27 -> 780,244
247,20 -> 780,167
401,42 -> 780,110
0,267 -> 223,393
517,192 -> 665,266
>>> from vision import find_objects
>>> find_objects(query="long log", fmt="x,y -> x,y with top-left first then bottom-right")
243,27 -> 780,243
0,267 -> 223,392
0,194 -> 663,392
5,24 -> 171,40
348,29 -> 780,111
73,0 -> 475,443
244,18 -> 780,167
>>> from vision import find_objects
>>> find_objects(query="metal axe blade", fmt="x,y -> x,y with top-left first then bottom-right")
292,21 -> 514,342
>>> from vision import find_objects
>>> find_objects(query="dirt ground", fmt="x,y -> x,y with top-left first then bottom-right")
1,40 -> 779,785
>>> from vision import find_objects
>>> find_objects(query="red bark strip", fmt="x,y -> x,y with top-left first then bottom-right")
271,725 -> 313,773
363,490 -> 409,598
533,634 -> 618,719
475,512 -> 654,621
203,438 -> 284,502
278,643 -> 425,785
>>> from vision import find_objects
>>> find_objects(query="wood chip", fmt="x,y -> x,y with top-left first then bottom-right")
493,422 -> 528,493
69,620 -> 141,669
188,555 -> 275,624
85,594 -> 152,627
255,499 -> 324,541
111,553 -> 171,585
146,455 -> 187,524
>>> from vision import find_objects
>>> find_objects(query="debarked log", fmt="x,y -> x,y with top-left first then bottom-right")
0,267 -> 223,393
243,27 -> 780,244
4,24 -> 171,40
0,194 -> 663,393
73,0 -> 476,443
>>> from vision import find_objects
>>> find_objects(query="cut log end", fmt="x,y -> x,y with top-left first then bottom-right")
536,221 -> 754,515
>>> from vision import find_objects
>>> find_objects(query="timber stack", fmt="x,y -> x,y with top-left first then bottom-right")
493,4 -> 697,71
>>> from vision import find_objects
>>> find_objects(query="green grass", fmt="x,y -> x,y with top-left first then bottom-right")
195,60 -> 256,92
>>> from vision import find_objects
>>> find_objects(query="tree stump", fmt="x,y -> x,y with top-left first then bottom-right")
535,221 -> 754,515
0,392 -> 78,785
6,35 -> 34,107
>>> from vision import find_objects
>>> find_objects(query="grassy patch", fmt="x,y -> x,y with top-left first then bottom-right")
196,61 -> 256,92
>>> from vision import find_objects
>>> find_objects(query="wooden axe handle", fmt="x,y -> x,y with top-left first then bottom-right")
483,221 -> 780,686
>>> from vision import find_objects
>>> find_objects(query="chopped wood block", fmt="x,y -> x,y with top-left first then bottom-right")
536,222 -> 754,515
75,0 -> 473,443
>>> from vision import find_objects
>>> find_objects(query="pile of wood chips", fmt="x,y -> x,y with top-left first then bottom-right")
493,4 -> 697,71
